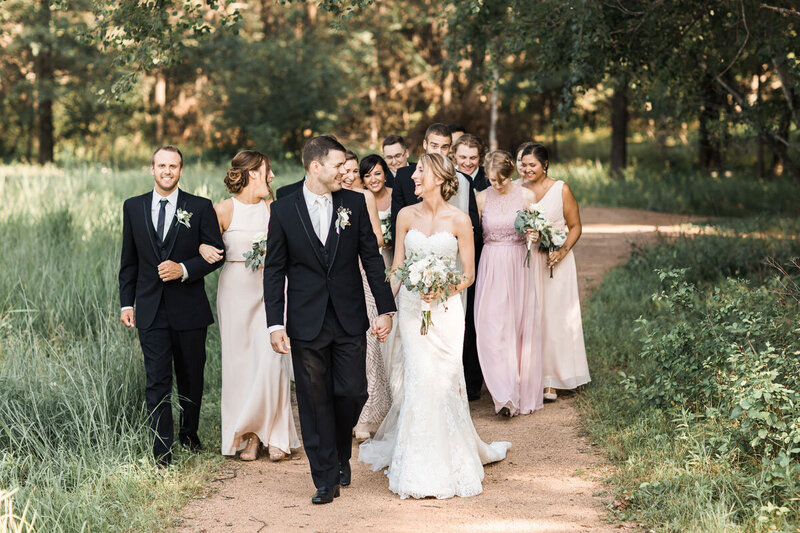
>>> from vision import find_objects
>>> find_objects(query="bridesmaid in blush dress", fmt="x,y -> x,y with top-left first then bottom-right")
518,142 -> 590,401
473,151 -> 543,416
199,151 -> 300,461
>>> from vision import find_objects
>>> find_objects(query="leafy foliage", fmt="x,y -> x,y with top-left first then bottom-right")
581,229 -> 800,529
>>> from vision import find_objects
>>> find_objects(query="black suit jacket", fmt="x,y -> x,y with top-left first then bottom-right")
263,188 -> 396,341
389,163 -> 418,244
119,189 -> 225,330
391,163 -> 483,259
276,178 -> 305,200
460,167 -> 489,192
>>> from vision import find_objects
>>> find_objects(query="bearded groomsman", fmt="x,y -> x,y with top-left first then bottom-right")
119,146 -> 225,465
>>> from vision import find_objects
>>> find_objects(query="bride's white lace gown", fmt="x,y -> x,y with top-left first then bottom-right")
359,228 -> 511,499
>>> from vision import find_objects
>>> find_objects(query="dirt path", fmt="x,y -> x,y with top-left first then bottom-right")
177,207 -> 701,533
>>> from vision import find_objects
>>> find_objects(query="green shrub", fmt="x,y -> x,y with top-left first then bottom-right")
581,229 -> 800,531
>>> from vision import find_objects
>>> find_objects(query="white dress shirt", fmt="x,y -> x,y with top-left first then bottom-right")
302,184 -> 333,243
120,188 -> 188,313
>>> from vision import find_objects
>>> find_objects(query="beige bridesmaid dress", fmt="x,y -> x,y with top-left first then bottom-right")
536,181 -> 591,390
218,198 -> 300,456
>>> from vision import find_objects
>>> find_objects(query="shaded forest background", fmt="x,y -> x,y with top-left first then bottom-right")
1,0 -> 799,184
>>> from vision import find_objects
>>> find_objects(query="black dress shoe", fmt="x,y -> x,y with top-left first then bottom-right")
339,461 -> 351,487
311,485 -> 340,504
180,436 -> 202,453
467,391 -> 481,402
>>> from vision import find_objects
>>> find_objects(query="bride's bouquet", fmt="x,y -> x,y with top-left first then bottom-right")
514,203 -> 567,277
387,253 -> 463,335
243,232 -> 268,271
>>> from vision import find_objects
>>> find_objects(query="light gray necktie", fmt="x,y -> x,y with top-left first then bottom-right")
316,195 -> 330,243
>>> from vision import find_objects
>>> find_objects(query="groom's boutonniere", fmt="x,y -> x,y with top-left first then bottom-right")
335,206 -> 351,234
175,208 -> 193,229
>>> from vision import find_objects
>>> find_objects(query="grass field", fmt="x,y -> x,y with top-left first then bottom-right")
0,156 -> 798,531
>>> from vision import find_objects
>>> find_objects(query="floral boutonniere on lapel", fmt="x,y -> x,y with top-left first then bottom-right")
175,208 -> 193,229
335,206 -> 351,234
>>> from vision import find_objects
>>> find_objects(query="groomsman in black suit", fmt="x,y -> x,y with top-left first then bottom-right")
451,133 -> 490,400
390,124 -> 456,240
381,134 -> 413,187
119,146 -> 225,465
390,124 -> 484,401
453,133 -> 490,192
264,135 -> 395,504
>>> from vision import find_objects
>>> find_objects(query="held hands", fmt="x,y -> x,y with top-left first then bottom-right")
120,308 -> 135,328
371,314 -> 393,342
158,260 -> 184,282
526,229 -> 540,245
199,244 -> 224,264
270,330 -> 291,354
547,248 -> 568,269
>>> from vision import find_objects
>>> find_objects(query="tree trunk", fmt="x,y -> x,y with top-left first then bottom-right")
36,0 -> 54,164
698,77 -> 722,171
154,73 -> 166,144
489,66 -> 499,151
610,81 -> 627,175
773,56 -> 800,130
549,96 -> 559,160
755,71 -> 765,178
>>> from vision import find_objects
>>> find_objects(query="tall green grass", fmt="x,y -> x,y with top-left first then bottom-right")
0,163 -> 300,532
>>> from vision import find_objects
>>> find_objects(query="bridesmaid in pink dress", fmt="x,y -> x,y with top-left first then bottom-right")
473,151 -> 543,416
518,143 -> 590,401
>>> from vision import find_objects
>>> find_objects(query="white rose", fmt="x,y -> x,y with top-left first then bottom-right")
552,231 -> 567,247
251,232 -> 268,244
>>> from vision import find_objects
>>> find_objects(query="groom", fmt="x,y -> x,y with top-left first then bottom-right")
119,145 -> 225,465
264,135 -> 395,504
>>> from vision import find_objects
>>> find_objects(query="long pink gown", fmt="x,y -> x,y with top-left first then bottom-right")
536,180 -> 590,390
473,184 -> 543,415
218,198 -> 300,455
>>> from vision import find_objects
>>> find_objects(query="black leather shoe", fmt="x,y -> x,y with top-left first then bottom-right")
338,461 -> 351,487
467,391 -> 481,402
180,436 -> 202,453
311,485 -> 340,504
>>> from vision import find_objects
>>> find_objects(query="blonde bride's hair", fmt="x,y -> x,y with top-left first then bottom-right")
419,153 -> 459,201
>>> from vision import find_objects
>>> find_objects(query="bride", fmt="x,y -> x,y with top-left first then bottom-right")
358,153 -> 511,499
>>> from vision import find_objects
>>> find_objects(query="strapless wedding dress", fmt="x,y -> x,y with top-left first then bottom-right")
358,228 -> 511,499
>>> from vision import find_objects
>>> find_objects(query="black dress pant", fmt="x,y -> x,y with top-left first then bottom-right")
290,300 -> 367,488
462,283 -> 483,398
138,299 -> 207,462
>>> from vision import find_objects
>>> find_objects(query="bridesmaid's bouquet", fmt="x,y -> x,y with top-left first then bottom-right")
514,203 -> 567,276
380,213 -> 392,247
243,232 -> 268,271
387,253 -> 462,335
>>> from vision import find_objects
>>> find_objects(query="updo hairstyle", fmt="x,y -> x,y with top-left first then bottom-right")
224,150 -> 272,197
516,142 -> 550,173
484,150 -> 515,184
419,153 -> 459,201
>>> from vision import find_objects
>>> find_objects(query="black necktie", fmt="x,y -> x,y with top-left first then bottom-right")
157,198 -> 168,242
